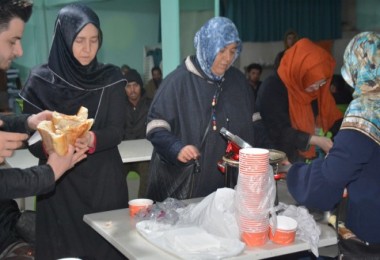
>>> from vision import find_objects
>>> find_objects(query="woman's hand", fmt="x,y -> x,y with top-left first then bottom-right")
177,145 -> 200,163
75,131 -> 94,150
309,135 -> 333,154
47,145 -> 88,180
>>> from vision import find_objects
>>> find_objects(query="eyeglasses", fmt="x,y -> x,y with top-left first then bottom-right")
317,80 -> 327,88
311,80 -> 327,89
305,80 -> 327,93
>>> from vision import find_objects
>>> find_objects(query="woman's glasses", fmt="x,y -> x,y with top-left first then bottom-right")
305,79 -> 327,93
316,80 -> 327,88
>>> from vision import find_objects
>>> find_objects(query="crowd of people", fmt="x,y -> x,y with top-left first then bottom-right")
0,0 -> 379,259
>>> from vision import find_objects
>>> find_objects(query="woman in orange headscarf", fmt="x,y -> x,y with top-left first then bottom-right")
256,38 -> 343,163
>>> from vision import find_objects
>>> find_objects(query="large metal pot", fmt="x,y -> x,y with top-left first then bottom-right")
218,149 -> 287,188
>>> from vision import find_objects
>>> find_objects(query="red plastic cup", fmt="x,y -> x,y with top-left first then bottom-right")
269,216 -> 297,245
241,229 -> 268,246
128,198 -> 153,217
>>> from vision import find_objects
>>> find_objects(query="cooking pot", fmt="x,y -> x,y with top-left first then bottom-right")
217,127 -> 288,187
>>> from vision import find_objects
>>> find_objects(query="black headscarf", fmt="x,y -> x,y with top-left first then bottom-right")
20,3 -> 125,115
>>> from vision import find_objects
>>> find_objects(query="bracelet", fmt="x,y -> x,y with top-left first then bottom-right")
88,131 -> 95,148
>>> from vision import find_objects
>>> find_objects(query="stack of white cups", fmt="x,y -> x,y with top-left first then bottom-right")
234,148 -> 276,246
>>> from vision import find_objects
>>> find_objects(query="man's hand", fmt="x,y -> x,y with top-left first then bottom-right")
27,110 -> 53,131
47,145 -> 88,180
0,131 -> 28,163
177,145 -> 200,163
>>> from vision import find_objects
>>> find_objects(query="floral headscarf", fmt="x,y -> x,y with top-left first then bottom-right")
194,17 -> 242,81
341,32 -> 380,145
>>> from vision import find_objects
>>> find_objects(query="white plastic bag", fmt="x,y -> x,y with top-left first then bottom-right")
135,188 -> 245,259
178,187 -> 240,239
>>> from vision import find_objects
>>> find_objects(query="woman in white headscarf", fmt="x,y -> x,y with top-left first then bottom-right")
146,17 -> 255,201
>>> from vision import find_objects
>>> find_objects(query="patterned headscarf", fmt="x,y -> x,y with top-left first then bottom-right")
194,17 -> 242,81
341,32 -> 380,145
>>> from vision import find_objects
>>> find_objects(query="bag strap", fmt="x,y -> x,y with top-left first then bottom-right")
200,121 -> 210,150
192,120 -> 210,174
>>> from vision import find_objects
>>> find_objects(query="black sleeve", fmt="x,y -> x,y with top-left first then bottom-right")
93,84 -> 127,152
0,114 -> 31,133
330,118 -> 343,138
23,102 -> 46,160
0,164 -> 55,199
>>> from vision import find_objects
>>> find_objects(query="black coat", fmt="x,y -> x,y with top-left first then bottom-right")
146,56 -> 255,201
124,94 -> 152,140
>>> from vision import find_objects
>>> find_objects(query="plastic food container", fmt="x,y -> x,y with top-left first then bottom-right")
269,216 -> 297,245
128,198 -> 154,217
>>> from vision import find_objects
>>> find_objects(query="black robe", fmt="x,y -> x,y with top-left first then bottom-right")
19,3 -> 128,259
21,71 -> 128,259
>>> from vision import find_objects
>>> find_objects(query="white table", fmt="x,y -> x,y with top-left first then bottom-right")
83,205 -> 337,260
4,148 -> 38,169
118,139 -> 153,163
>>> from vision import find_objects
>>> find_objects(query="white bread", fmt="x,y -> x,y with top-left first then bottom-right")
37,121 -> 68,156
37,106 -> 94,155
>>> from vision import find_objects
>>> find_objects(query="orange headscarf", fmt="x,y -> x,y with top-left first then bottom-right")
278,38 -> 343,158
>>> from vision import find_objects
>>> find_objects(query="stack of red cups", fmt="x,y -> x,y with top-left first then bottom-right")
235,147 -> 275,246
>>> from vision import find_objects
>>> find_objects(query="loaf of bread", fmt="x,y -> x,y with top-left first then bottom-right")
37,106 -> 94,155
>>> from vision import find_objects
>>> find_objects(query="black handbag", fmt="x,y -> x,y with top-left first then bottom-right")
147,153 -> 200,201
147,123 -> 210,202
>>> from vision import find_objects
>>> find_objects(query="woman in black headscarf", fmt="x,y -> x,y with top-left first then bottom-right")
20,3 -> 128,259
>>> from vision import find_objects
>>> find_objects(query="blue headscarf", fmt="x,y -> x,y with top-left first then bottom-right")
194,17 -> 242,81
341,32 -> 380,145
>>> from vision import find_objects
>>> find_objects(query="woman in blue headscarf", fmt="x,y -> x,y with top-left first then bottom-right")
287,32 -> 380,256
146,17 -> 255,201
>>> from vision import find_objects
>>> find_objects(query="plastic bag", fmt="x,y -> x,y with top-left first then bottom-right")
177,187 -> 240,239
135,188 -> 245,259
234,165 -> 277,234
275,202 -> 321,257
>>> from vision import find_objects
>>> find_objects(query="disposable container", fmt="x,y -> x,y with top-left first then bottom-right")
269,216 -> 297,245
